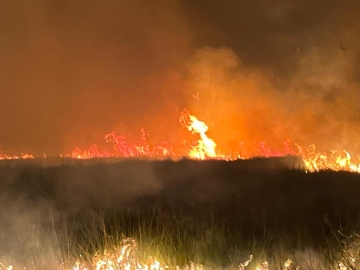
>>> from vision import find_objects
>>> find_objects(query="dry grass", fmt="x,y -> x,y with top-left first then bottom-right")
1,208 -> 360,270
1,160 -> 360,269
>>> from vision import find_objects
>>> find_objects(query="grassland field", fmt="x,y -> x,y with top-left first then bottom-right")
0,157 -> 360,269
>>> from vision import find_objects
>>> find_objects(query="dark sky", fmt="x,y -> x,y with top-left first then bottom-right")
0,0 -> 360,155
184,0 -> 360,73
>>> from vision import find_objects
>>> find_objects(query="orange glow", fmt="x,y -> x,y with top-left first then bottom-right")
296,144 -> 360,173
0,153 -> 34,160
179,110 -> 217,159
71,129 -> 175,160
0,110 -> 360,173
67,238 -> 197,270
67,110 -> 360,173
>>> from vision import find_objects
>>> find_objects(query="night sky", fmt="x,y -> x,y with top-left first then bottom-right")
1,0 -> 360,155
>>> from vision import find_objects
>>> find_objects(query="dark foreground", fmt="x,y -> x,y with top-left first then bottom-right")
0,157 -> 360,268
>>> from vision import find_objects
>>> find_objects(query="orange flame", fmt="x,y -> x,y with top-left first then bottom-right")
0,153 -> 34,160
69,238 -> 172,270
179,110 -> 217,160
1,110 -> 360,173
296,145 -> 360,173
71,129 -> 175,160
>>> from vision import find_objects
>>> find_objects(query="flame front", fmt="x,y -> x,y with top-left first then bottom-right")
1,110 -> 360,173
70,110 -> 219,161
71,129 -> 175,160
296,145 -> 360,173
61,238 -> 293,270
69,238 -> 178,270
66,110 -> 360,173
0,153 -> 34,160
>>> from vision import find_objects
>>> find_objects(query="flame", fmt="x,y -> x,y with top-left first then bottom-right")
70,110 -> 220,161
71,129 -> 175,160
64,238 -> 296,270
0,153 -> 34,160
0,110 -> 360,173
179,110 -> 218,160
0,264 -> 13,270
296,145 -> 360,173
69,238 -> 182,270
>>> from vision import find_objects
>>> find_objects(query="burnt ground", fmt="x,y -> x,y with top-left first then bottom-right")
0,156 -> 360,264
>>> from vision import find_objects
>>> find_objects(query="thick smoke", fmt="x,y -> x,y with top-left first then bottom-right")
0,0 -> 190,155
0,0 -> 360,155
182,0 -> 360,155
2,2 -> 360,265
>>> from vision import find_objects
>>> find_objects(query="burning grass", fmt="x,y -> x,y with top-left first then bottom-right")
1,207 -> 360,270
1,110 -> 360,173
1,159 -> 360,269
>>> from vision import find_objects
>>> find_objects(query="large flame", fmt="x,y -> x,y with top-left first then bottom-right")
179,110 -> 217,160
65,110 -> 360,173
1,110 -> 360,173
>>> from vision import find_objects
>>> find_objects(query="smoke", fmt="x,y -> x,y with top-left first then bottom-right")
0,0 -> 190,155
180,0 -> 360,154
0,0 -> 360,155
183,45 -> 360,155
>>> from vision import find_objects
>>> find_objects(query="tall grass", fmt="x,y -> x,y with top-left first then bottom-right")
2,160 -> 360,269
2,205 -> 360,269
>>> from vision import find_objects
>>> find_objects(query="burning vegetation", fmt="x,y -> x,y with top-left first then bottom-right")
2,1 -> 360,269
1,109 -> 359,173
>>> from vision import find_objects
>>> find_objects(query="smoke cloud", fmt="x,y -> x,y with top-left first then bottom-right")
0,0 -> 190,155
0,0 -> 360,155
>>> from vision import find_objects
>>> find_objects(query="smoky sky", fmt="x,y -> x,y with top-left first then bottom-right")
0,0 -> 360,155
184,0 -> 360,71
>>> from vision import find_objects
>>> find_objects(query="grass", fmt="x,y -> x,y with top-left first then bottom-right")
2,206 -> 360,269
1,158 -> 360,269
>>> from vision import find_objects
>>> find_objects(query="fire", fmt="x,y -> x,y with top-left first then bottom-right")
58,238 -> 294,270
67,110 -> 360,173
69,238 -> 178,270
70,110 -> 219,161
0,153 -> 34,160
296,145 -> 360,173
0,110 -> 360,173
179,110 -> 218,160
71,129 -> 175,160
0,264 -> 13,270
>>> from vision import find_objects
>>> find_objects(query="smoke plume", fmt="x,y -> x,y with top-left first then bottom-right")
0,0 -> 360,155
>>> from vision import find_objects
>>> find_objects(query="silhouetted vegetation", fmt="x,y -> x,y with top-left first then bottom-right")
1,158 -> 360,268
